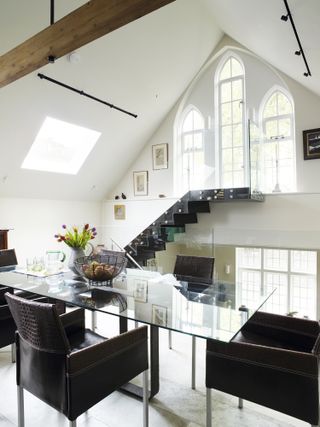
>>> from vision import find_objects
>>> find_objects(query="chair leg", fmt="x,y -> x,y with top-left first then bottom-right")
168,330 -> 172,349
69,421 -> 77,427
17,385 -> 24,427
206,388 -> 212,427
11,343 -> 16,363
91,311 -> 97,330
238,398 -> 243,409
191,336 -> 196,390
142,369 -> 149,427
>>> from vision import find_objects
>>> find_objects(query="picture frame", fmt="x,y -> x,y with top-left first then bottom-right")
133,279 -> 148,302
303,128 -> 320,160
152,304 -> 167,326
133,171 -> 148,196
152,143 -> 168,170
114,204 -> 126,220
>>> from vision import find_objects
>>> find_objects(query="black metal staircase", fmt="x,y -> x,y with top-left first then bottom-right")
124,187 -> 264,267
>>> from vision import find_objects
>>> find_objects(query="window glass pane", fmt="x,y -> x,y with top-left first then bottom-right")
278,118 -> 291,138
221,126 -> 232,148
222,149 -> 233,171
278,92 -> 292,115
236,247 -> 261,269
221,82 -> 232,103
193,111 -> 204,130
263,93 -> 277,118
223,172 -> 233,187
264,272 -> 288,314
220,59 -> 231,80
291,251 -> 317,274
232,80 -> 242,100
194,151 -> 204,167
193,132 -> 203,149
182,153 -> 190,171
278,140 -> 293,160
183,134 -> 193,151
232,101 -> 243,124
265,120 -> 278,139
221,103 -> 232,125
233,125 -> 243,147
182,111 -> 193,132
233,170 -> 244,186
290,275 -> 316,319
233,147 -> 243,170
264,249 -> 288,271
238,269 -> 261,308
231,58 -> 243,77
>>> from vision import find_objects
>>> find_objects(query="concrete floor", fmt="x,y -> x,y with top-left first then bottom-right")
0,312 -> 309,426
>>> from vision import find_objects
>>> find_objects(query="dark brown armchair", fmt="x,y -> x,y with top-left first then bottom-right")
5,292 -> 149,427
206,310 -> 320,427
173,254 -> 214,285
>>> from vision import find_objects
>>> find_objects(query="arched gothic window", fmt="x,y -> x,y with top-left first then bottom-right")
179,107 -> 205,191
260,89 -> 295,192
218,56 -> 246,188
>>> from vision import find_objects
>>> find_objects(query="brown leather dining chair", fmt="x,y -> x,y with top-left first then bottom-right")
5,292 -> 149,427
173,254 -> 214,286
206,310 -> 320,427
171,254 -> 214,389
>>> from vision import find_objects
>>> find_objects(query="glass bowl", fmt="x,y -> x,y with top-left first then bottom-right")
74,253 -> 127,285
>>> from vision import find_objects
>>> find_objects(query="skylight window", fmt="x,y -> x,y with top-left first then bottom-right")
21,117 -> 101,175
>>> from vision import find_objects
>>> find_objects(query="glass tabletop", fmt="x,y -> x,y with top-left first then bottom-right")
0,268 -> 274,342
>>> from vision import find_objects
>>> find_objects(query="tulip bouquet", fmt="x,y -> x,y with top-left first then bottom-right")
55,224 -> 97,249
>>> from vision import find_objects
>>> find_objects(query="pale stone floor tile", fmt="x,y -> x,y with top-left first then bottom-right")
0,313 -> 310,427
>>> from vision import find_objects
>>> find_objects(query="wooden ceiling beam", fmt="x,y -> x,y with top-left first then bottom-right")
0,0 -> 175,89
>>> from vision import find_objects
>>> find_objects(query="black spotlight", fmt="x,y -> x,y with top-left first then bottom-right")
295,50 -> 301,56
281,14 -> 288,21
304,72 -> 309,77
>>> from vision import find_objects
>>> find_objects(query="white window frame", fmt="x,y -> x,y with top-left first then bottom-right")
178,106 -> 205,192
258,86 -> 296,193
215,53 -> 248,188
236,247 -> 317,319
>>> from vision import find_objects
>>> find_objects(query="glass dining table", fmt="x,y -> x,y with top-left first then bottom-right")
0,267 -> 273,399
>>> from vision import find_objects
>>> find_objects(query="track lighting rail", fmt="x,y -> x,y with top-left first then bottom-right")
281,0 -> 311,77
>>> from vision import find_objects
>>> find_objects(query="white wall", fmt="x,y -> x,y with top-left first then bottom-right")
101,197 -> 178,248
0,197 -> 102,265
185,193 -> 320,250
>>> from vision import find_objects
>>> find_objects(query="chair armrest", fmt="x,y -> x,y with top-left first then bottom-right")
248,311 -> 319,337
68,325 -> 148,374
60,308 -> 85,336
207,339 -> 318,377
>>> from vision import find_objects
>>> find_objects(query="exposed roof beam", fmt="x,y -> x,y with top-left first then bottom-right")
0,0 -> 175,89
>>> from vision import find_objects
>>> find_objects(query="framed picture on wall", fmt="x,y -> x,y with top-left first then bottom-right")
152,304 -> 167,327
133,171 -> 148,196
114,204 -> 126,220
133,279 -> 148,302
152,143 -> 168,170
303,128 -> 320,160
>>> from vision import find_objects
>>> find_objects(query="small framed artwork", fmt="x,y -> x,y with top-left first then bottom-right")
114,204 -> 126,220
133,171 -> 148,196
152,143 -> 168,170
133,279 -> 148,302
152,304 -> 167,327
303,128 -> 320,160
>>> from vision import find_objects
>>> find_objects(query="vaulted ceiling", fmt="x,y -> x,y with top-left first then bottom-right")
0,0 -> 319,201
